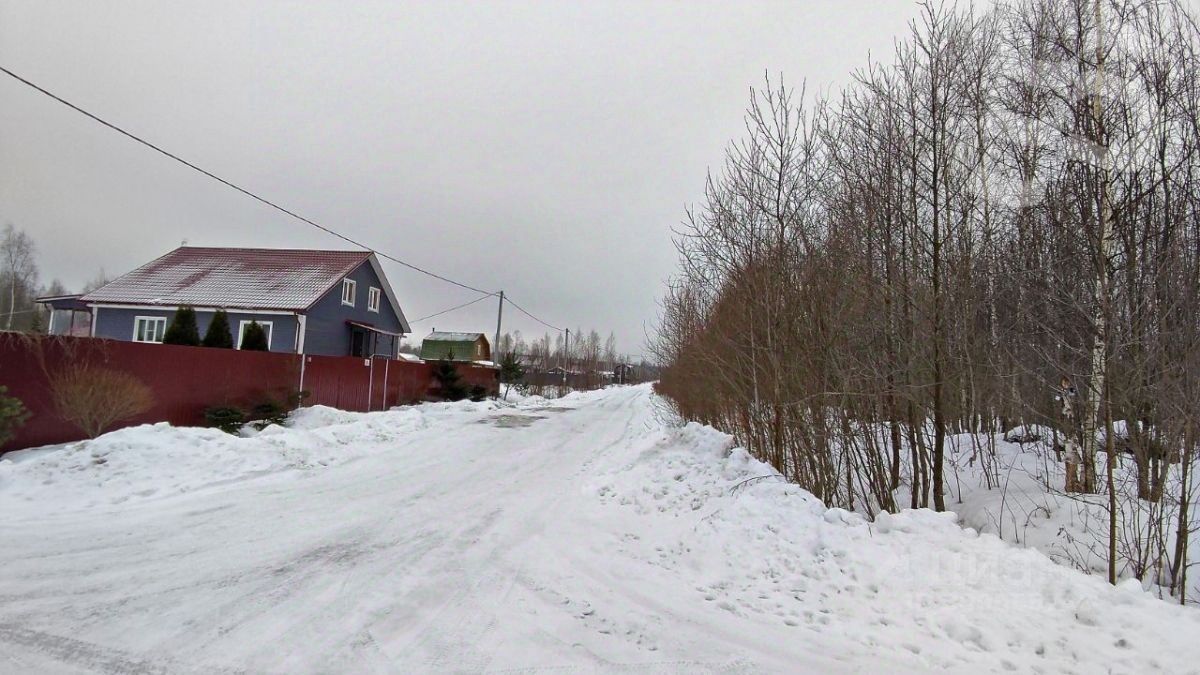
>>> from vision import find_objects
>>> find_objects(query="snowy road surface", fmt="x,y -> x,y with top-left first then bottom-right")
1,385 -> 1198,673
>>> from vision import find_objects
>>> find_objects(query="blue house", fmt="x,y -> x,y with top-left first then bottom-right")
42,247 -> 411,357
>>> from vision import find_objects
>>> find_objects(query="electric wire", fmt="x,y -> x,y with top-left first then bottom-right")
0,65 -> 574,336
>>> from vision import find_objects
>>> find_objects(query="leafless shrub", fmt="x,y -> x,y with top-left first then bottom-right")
50,365 -> 154,438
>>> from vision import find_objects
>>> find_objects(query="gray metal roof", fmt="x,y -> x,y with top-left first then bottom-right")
81,247 -> 373,311
424,331 -> 486,342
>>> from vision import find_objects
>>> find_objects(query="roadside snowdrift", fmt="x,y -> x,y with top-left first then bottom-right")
0,386 -> 1197,673
925,431 -> 1200,604
0,401 -> 500,510
588,418 -> 1200,673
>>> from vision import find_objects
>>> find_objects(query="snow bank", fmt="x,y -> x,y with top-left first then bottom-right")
0,401 -> 497,511
935,431 -> 1199,604
587,417 -> 1200,673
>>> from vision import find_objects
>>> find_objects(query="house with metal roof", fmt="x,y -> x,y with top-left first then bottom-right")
39,246 -> 411,357
419,331 -> 491,362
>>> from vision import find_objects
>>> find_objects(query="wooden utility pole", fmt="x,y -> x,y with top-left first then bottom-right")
493,290 -> 504,363
562,328 -> 570,387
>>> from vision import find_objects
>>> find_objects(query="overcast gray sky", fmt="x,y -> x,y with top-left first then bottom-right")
1,1 -> 925,357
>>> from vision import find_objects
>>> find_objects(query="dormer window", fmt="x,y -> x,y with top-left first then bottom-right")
368,287 -> 381,313
342,278 -> 357,306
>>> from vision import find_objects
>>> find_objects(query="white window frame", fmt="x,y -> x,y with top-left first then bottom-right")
367,286 -> 381,313
342,279 -> 357,306
132,316 -> 167,343
237,320 -> 273,350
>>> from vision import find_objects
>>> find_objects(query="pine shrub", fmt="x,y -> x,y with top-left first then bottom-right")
0,385 -> 30,446
203,309 -> 234,348
240,321 -> 269,351
204,406 -> 245,434
433,360 -> 467,401
249,400 -> 287,430
499,350 -> 525,400
163,307 -> 201,346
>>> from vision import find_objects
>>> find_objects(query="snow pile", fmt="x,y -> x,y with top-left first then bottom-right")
588,417 -> 1200,673
936,432 -> 1198,603
0,401 -> 499,511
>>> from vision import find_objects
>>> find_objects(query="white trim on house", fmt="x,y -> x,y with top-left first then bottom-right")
368,286 -> 381,313
237,320 -> 273,350
363,255 -> 410,333
87,303 -> 297,316
296,315 -> 307,353
341,279 -> 357,307
132,316 -> 167,343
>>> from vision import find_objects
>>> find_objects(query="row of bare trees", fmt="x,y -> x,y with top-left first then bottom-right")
497,329 -> 655,394
653,0 -> 1199,599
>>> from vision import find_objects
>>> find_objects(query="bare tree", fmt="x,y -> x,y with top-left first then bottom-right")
653,0 -> 1200,600
0,224 -> 38,330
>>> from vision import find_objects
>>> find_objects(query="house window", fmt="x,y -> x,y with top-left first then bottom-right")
342,279 -> 357,306
132,316 -> 167,343
368,287 -> 381,313
237,320 -> 273,350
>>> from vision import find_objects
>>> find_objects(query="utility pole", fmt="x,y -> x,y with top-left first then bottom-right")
562,328 -> 570,387
493,290 -> 504,363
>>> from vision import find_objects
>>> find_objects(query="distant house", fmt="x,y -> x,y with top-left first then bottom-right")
420,331 -> 491,362
38,246 -> 411,357
614,363 -> 636,384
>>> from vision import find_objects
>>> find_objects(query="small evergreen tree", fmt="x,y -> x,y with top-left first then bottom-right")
204,405 -> 245,434
0,386 -> 30,446
240,321 -> 269,351
203,309 -> 234,348
433,359 -> 467,401
499,350 -> 525,400
163,306 -> 201,346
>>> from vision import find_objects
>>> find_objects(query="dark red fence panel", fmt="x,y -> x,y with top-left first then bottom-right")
0,333 -> 500,454
301,355 -> 494,412
0,333 -> 301,452
300,354 -> 372,412
390,361 -> 436,405
459,362 -> 502,395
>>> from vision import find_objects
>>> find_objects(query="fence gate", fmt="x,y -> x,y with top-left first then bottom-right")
369,355 -> 391,412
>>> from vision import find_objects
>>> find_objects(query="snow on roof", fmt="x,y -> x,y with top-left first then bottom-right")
36,294 -> 89,311
425,331 -> 486,342
81,247 -> 373,311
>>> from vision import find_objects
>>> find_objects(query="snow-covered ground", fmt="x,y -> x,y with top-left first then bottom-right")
929,429 -> 1199,605
1,385 -> 1198,673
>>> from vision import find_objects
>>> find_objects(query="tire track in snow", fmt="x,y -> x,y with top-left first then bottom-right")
0,624 -> 244,675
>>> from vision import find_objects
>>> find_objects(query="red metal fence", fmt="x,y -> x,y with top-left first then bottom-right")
0,333 -> 499,453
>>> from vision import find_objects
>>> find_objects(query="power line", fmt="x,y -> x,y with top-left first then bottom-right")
1,65 -> 572,337
0,64 -> 497,298
408,292 -> 494,324
503,296 -> 563,332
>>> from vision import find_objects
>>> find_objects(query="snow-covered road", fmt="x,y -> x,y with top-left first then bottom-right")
1,385 -> 1198,673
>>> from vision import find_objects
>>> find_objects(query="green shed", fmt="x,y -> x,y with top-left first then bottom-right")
419,331 -> 492,362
